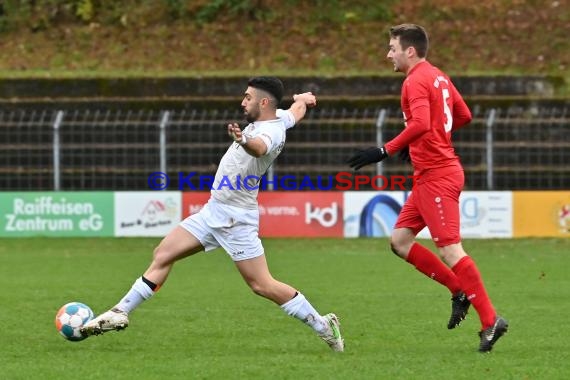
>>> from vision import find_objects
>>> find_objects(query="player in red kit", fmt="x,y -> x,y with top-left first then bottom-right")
347,24 -> 508,353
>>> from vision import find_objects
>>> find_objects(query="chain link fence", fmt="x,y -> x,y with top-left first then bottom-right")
0,105 -> 568,191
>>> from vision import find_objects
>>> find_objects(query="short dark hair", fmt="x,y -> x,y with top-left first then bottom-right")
389,24 -> 429,58
248,76 -> 284,104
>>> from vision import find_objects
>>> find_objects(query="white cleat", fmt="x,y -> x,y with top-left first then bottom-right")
318,313 -> 344,352
80,308 -> 129,336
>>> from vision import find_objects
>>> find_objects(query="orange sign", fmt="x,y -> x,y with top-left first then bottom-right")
513,191 -> 570,237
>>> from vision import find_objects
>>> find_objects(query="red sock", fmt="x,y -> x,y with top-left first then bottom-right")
406,243 -> 461,295
452,256 -> 496,329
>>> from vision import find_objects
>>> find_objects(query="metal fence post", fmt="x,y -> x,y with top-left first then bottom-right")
486,108 -> 496,190
266,164 -> 275,190
159,111 -> 170,175
375,108 -> 386,186
52,110 -> 64,191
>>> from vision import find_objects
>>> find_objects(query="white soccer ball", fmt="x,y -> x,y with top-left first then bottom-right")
55,302 -> 94,341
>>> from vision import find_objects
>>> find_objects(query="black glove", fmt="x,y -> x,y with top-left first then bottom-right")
399,146 -> 411,163
346,146 -> 388,170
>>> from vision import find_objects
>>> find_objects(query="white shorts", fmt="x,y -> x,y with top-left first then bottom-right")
179,198 -> 264,261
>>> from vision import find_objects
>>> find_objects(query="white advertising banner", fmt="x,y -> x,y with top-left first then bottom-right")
114,192 -> 182,237
344,191 -> 512,239
417,191 -> 513,239
462,191 -> 513,238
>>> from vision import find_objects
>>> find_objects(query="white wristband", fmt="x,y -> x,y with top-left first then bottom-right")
238,134 -> 247,146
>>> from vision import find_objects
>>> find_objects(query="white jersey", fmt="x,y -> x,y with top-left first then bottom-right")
211,109 -> 296,209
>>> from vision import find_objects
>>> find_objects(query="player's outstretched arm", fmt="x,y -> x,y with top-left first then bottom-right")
288,92 -> 317,124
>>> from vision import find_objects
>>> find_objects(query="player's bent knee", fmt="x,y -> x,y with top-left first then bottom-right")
438,243 -> 467,266
246,280 -> 266,296
390,236 -> 406,257
248,280 -> 279,300
151,246 -> 176,267
389,240 -> 399,256
390,229 -> 415,259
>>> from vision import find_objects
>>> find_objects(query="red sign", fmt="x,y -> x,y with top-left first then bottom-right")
182,192 -> 211,218
259,192 -> 343,237
182,192 -> 343,237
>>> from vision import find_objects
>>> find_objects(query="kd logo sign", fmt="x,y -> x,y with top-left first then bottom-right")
305,202 -> 338,227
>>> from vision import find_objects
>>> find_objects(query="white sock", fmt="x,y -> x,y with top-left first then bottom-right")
280,292 -> 327,333
115,277 -> 156,314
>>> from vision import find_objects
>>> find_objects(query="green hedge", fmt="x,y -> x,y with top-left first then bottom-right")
0,0 -> 394,31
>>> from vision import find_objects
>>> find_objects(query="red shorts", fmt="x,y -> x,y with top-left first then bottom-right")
394,170 -> 464,247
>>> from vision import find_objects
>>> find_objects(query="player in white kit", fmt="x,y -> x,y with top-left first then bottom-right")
81,77 -> 344,352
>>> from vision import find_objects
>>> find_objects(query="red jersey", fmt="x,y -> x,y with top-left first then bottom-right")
385,61 -> 472,182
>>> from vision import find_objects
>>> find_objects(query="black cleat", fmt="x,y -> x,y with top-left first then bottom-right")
448,292 -> 471,329
478,316 -> 508,352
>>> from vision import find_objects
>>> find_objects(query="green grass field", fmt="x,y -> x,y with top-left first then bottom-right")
0,237 -> 568,380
